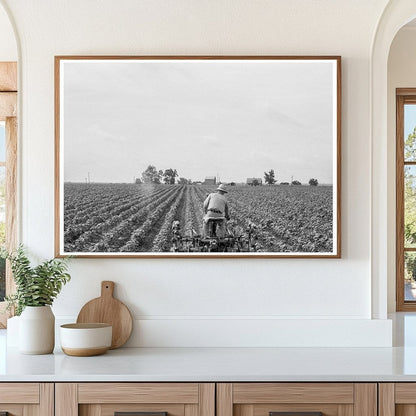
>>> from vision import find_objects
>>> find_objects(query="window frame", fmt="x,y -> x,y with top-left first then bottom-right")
0,62 -> 17,328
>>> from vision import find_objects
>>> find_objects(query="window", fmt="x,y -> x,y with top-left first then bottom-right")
396,89 -> 416,310
0,62 -> 17,327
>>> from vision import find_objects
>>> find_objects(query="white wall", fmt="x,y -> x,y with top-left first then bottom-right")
0,0 -> 393,347
387,26 -> 416,312
0,3 -> 16,61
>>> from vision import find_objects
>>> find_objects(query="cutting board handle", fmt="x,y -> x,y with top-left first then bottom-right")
101,281 -> 115,298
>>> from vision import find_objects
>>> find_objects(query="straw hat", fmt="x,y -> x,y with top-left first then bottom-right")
216,184 -> 228,193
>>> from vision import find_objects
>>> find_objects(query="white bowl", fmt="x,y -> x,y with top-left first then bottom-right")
60,323 -> 112,356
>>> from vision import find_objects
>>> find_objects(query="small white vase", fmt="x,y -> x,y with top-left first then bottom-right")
19,306 -> 55,354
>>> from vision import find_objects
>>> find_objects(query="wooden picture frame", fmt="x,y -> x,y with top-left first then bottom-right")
55,56 -> 341,258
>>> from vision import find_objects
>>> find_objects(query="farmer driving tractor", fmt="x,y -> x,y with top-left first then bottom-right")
170,183 -> 258,252
203,184 -> 230,238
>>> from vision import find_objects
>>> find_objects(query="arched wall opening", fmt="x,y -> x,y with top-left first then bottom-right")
372,0 -> 416,319
387,19 -> 416,313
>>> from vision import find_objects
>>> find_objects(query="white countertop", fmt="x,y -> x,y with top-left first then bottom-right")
1,334 -> 416,382
2,313 -> 416,382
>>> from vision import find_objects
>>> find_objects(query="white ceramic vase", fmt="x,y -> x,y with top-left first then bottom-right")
19,305 -> 55,354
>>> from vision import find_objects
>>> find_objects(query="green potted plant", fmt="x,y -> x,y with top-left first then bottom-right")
4,246 -> 71,354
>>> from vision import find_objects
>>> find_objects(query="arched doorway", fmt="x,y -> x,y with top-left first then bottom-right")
371,1 -> 416,318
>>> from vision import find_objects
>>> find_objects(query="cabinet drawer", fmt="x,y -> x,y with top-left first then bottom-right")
0,383 -> 39,403
217,383 -> 376,416
56,383 -> 215,416
0,383 -> 53,416
78,383 -> 200,404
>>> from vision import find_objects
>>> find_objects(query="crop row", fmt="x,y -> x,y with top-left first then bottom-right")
120,186 -> 185,252
64,183 -> 136,221
151,186 -> 186,251
64,185 -> 181,252
89,185 -> 181,252
64,184 -> 166,230
228,186 -> 333,252
63,183 -> 333,253
182,186 -> 196,238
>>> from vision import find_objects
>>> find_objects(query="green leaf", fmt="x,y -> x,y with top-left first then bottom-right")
6,245 -> 71,314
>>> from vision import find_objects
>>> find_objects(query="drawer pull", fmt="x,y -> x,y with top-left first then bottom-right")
115,413 -> 168,416
270,413 -> 323,416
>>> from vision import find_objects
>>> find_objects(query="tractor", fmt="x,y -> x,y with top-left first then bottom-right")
170,218 -> 259,253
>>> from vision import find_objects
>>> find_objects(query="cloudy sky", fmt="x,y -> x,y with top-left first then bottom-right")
62,59 -> 336,184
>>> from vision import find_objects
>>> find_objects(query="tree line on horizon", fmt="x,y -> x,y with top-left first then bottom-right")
136,165 -> 319,187
262,169 -> 318,186
136,165 -> 191,185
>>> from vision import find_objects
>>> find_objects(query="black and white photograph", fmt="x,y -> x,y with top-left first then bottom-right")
55,56 -> 341,257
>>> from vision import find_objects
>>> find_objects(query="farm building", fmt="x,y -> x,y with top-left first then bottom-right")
246,178 -> 263,186
203,176 -> 216,185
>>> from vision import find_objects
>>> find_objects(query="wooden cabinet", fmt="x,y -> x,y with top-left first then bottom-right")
55,383 -> 215,416
217,383 -> 377,416
378,383 -> 416,416
0,383 -> 53,416
0,381 -> 402,416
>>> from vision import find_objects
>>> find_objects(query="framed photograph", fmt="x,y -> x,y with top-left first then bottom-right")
55,56 -> 341,258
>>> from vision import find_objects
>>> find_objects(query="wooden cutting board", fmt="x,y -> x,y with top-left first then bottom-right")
76,281 -> 133,349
